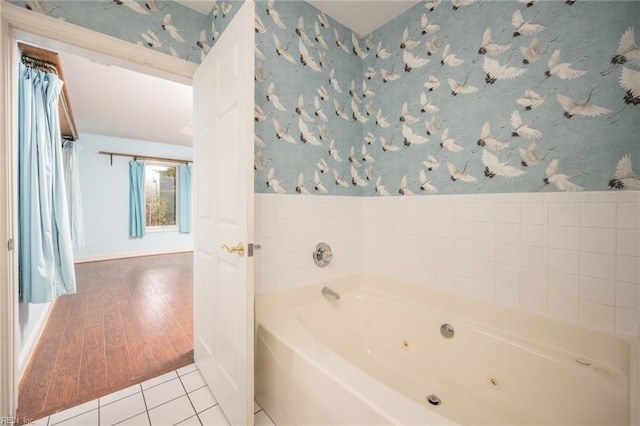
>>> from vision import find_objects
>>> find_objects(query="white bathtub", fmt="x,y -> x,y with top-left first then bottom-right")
255,275 -> 638,425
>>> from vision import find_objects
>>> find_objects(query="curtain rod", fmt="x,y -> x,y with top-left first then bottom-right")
21,55 -> 59,75
99,151 -> 192,166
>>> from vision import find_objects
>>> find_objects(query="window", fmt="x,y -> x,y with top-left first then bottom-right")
145,163 -> 177,228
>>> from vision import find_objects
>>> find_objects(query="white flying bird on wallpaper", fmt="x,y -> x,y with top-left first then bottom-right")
351,99 -> 369,123
296,17 -> 314,47
400,102 -> 420,124
424,155 -> 440,171
425,75 -> 440,91
483,57 -> 527,84
317,158 -> 329,174
144,0 -> 163,11
332,169 -> 349,187
419,171 -> 439,193
317,85 -> 330,101
620,67 -> 640,105
318,124 -> 328,141
545,49 -> 586,80
314,22 -> 329,50
266,0 -> 287,29
333,99 -> 349,121
329,140 -> 342,162
609,155 -> 640,190
366,34 -> 375,51
403,124 -> 429,146
211,0 -> 219,18
381,68 -> 401,83
317,12 -> 330,28
117,0 -> 149,15
440,128 -> 463,152
298,118 -> 320,145
478,28 -> 511,56
403,50 -> 430,72
220,2 -> 232,18
255,63 -> 266,82
556,93 -> 611,118
611,27 -> 640,66
329,69 -> 343,93
376,109 -> 391,128
273,34 -> 295,64
365,132 -> 376,145
365,100 -> 375,116
381,136 -> 400,152
420,93 -> 440,114
349,80 -> 362,103
314,97 -> 328,122
441,44 -> 464,67
254,104 -> 266,122
426,35 -> 441,57
299,39 -> 322,71
510,111 -> 543,139
295,173 -> 311,194
544,159 -> 583,192
362,81 -> 375,98
401,28 -> 420,50
255,134 -> 265,148
272,118 -> 296,144
25,0 -> 59,14
519,141 -> 551,167
351,165 -> 368,187
255,45 -> 265,60
520,38 -> 549,64
452,0 -> 475,10
511,10 -> 544,37
266,82 -> 287,111
266,168 -> 286,194
477,121 -> 509,151
211,20 -> 220,42
162,14 -> 184,43
254,150 -> 266,170
313,170 -> 328,194
420,14 -> 440,34
365,166 -> 375,181
352,33 -> 369,59
142,30 -> 162,48
361,145 -> 376,163
375,176 -> 390,196
482,150 -> 525,178
448,77 -> 478,96
296,95 -> 314,122
399,176 -> 414,195
365,67 -> 377,80
518,0 -> 539,7
333,28 -> 350,53
426,115 -> 441,135
425,0 -> 441,11
255,15 -> 266,34
517,89 -> 550,110
376,41 -> 392,59
349,146 -> 362,168
447,161 -> 477,182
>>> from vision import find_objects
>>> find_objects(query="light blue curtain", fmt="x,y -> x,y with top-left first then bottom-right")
178,163 -> 192,233
129,160 -> 145,238
62,141 -> 85,249
18,64 -> 76,303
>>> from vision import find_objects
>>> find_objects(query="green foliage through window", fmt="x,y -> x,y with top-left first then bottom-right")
145,164 -> 177,227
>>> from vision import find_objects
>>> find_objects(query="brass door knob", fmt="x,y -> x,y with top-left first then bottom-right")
222,242 -> 244,257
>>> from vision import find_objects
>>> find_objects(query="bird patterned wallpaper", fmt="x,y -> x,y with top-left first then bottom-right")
7,0 -> 210,63
253,0 -> 640,196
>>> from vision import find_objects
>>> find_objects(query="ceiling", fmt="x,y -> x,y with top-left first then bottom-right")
60,51 -> 193,147
59,1 -> 418,148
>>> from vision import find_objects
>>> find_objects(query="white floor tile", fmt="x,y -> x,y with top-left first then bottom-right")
188,386 -> 217,414
141,371 -> 179,390
175,415 -> 201,425
176,363 -> 198,377
147,395 -> 196,426
143,377 -> 187,410
49,399 -> 98,425
180,370 -> 206,393
115,412 -> 150,426
50,409 -> 98,426
255,410 -> 275,426
100,384 -> 142,406
254,401 -> 261,414
197,406 -> 229,426
100,392 -> 147,426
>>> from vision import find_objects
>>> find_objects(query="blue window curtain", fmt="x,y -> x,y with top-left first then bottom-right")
18,64 -> 76,303
178,163 -> 192,233
129,160 -> 145,238
62,141 -> 85,249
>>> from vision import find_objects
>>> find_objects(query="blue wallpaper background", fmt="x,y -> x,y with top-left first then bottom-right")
9,0 -> 640,196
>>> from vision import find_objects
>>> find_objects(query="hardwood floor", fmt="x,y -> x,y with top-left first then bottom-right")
17,253 -> 194,422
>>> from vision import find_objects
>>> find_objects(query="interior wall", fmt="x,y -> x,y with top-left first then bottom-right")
73,133 -> 193,262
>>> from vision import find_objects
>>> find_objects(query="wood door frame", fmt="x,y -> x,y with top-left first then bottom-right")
0,3 -> 198,417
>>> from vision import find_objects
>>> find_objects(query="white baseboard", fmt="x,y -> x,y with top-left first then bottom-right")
74,248 -> 193,264
18,301 -> 54,381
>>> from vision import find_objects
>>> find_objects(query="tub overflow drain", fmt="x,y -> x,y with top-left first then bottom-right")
427,394 -> 441,406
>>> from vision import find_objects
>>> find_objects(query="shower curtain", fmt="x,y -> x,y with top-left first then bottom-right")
62,141 -> 85,249
18,63 -> 76,303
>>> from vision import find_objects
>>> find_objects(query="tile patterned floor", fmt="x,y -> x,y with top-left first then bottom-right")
29,363 -> 275,426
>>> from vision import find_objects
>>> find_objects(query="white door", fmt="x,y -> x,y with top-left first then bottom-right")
192,1 -> 255,425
